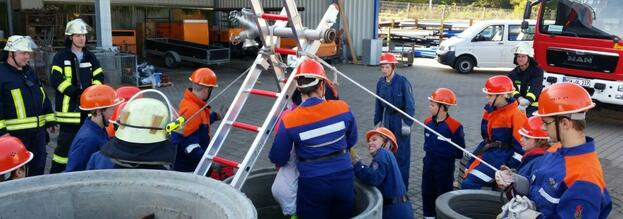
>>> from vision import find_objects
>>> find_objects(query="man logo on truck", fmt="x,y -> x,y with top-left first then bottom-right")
567,55 -> 593,64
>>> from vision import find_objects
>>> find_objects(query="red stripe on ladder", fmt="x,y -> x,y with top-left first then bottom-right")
274,48 -> 297,55
212,156 -> 240,168
232,121 -> 260,132
249,89 -> 278,98
260,13 -> 288,21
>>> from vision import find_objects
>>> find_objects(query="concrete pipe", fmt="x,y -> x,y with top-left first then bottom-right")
225,168 -> 383,219
435,190 -> 506,219
0,169 -> 256,219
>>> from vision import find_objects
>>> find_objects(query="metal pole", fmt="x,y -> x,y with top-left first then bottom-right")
7,0 -> 14,35
95,0 -> 113,49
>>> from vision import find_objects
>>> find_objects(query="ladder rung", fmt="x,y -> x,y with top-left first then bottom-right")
212,156 -> 240,168
261,13 -> 288,21
274,48 -> 297,55
231,121 -> 260,132
249,89 -> 278,98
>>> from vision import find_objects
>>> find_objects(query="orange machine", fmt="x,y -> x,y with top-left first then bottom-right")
279,38 -> 337,57
112,30 -> 137,54
210,27 -> 243,43
156,19 -> 210,45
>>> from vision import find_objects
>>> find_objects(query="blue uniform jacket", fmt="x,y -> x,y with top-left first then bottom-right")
354,148 -> 413,219
529,138 -> 612,219
269,97 -> 357,178
423,115 -> 465,158
517,147 -> 547,178
65,119 -> 109,172
86,151 -> 114,170
170,89 -> 218,172
374,73 -> 415,129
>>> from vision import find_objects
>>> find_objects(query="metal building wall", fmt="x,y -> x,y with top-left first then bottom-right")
341,0 -> 375,57
214,0 -> 330,29
44,0 -> 214,7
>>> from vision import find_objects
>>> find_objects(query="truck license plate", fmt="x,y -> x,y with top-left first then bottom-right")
563,77 -> 591,87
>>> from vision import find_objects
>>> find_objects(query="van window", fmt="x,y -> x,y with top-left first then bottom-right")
509,25 -> 535,41
474,25 -> 504,41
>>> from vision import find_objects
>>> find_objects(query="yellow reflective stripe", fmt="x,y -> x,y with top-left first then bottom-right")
45,113 -> 56,122
5,117 -> 46,131
5,117 -> 38,125
526,92 -> 537,102
55,117 -> 81,124
92,80 -> 102,85
0,120 -> 5,129
55,112 -> 81,118
62,95 -> 70,112
64,66 -> 72,78
511,90 -> 520,97
531,102 -> 539,107
10,89 -> 26,119
7,123 -> 38,131
39,87 -> 46,105
58,80 -> 72,93
52,154 -> 68,164
52,65 -> 63,73
92,67 -> 103,76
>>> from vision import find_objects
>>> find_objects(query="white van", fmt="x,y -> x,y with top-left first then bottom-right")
436,20 -> 536,74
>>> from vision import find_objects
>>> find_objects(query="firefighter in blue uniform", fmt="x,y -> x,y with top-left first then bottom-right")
374,53 -> 415,189
170,68 -> 221,172
270,59 -> 357,219
65,85 -> 122,172
462,75 -> 527,189
497,83 -> 612,219
0,35 -> 55,176
50,19 -> 105,173
507,42 -> 543,117
421,88 -> 465,218
352,127 -> 413,219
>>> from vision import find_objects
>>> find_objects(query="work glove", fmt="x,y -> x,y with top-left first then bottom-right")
495,166 -> 515,189
518,104 -> 527,113
349,148 -> 360,165
216,105 -> 226,121
518,97 -> 531,107
498,195 -> 541,219
401,120 -> 411,136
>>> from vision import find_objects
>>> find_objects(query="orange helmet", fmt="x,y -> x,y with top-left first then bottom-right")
518,117 -> 549,139
189,67 -> 218,87
379,53 -> 398,64
295,59 -> 328,88
116,86 -> 141,101
0,136 -> 33,176
366,127 -> 398,153
533,82 -> 595,118
79,85 -> 124,111
482,75 -> 515,95
428,88 -> 457,106
106,101 -> 128,137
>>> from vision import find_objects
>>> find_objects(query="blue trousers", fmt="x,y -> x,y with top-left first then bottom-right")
421,154 -> 455,217
297,170 -> 355,219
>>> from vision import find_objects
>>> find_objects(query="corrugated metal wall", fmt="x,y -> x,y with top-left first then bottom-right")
342,0 -> 375,56
45,0 -> 214,7
213,0 -> 330,28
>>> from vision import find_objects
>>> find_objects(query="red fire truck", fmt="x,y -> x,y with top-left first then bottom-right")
522,0 -> 623,108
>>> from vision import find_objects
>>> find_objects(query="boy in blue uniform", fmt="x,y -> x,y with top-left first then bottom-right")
269,59 -> 357,219
374,53 -> 415,189
421,88 -> 465,218
65,85 -> 122,172
498,83 -> 612,218
352,127 -> 413,219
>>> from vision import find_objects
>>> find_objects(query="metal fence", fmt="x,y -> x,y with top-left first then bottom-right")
380,1 -> 518,20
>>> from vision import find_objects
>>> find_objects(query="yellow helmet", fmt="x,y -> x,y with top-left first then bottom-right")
3,35 -> 37,52
115,98 -> 170,144
65,19 -> 90,35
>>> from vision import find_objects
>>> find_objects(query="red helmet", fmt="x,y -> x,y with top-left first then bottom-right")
428,88 -> 457,106
116,86 -> 141,102
379,53 -> 398,64
189,68 -> 218,87
106,102 -> 128,137
533,82 -> 595,117
80,85 -> 124,111
0,136 -> 33,176
482,75 -> 515,95
295,59 -> 328,88
518,117 -> 549,139
366,127 -> 398,153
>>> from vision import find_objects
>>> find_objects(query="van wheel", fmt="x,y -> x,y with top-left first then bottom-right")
164,54 -> 179,68
454,56 -> 475,74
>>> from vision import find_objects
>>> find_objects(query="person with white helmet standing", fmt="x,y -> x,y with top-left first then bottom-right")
507,42 -> 543,117
0,35 -> 55,176
88,96 -> 177,170
65,85 -> 123,172
50,18 -> 105,173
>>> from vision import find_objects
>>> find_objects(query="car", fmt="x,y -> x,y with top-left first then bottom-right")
436,20 -> 536,74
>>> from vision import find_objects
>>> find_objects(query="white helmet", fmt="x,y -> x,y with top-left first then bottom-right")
514,42 -> 534,58
3,35 -> 37,52
115,98 -> 170,144
65,19 -> 90,36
